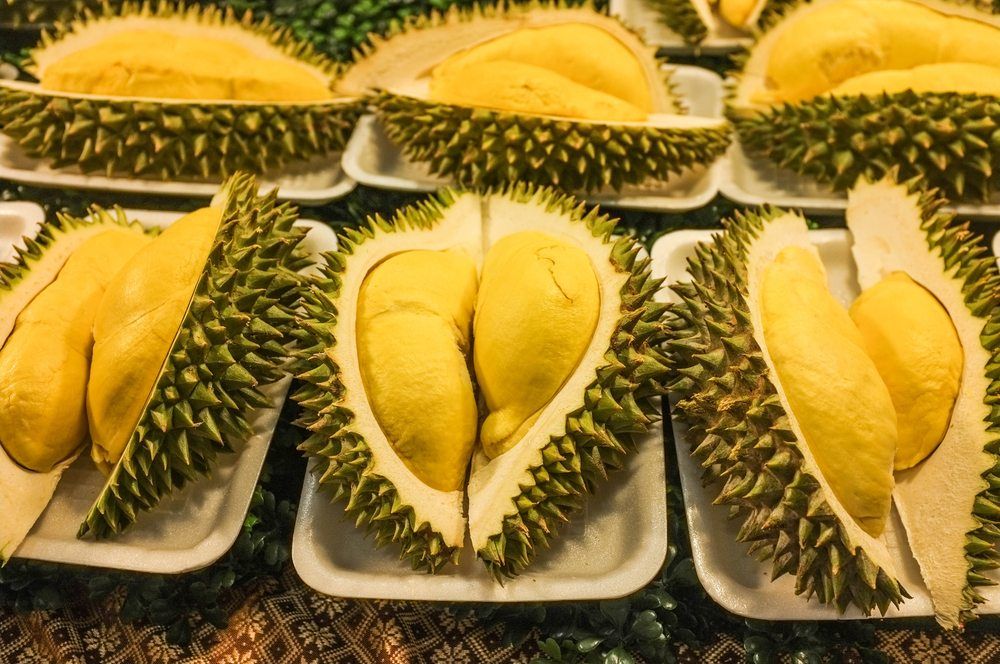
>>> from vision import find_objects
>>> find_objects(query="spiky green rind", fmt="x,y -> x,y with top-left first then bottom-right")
78,172 -> 309,539
290,190 -> 466,574
27,2 -> 340,78
666,208 -> 907,615
0,86 -> 363,180
372,92 -> 731,194
894,177 -> 1000,625
0,1 -> 363,181
0,0 -> 108,26
477,184 -> 670,580
647,0 -> 709,44
728,91 -> 1000,201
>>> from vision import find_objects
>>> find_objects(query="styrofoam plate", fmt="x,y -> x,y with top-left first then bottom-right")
293,424 -> 668,602
0,201 -> 44,263
721,140 -> 1000,218
610,0 -> 751,53
7,208 -> 338,574
651,228 -> 1000,620
341,65 -> 725,212
0,134 -> 357,205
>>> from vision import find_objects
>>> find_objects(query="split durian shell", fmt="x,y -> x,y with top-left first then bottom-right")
0,2 -> 362,180
647,0 -> 775,45
0,209 -> 148,561
337,4 -> 731,194
727,0 -> 1000,201
667,207 -> 908,615
292,185 -> 669,577
79,172 -> 309,539
847,176 -> 1000,629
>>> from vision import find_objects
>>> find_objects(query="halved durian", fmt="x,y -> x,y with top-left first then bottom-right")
80,172 -> 309,539
0,209 -> 149,561
846,176 -> 1000,629
728,0 -> 1000,200
668,208 -> 906,615
293,186 -> 669,576
0,2 -> 361,180
337,4 -> 730,194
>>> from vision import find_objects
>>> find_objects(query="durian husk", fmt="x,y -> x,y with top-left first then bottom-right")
647,0 -> 775,44
0,2 -> 362,181
727,0 -> 1000,201
667,207 -> 908,615
0,208 -> 148,560
79,172 -> 310,539
338,3 -> 731,194
847,174 -> 1000,629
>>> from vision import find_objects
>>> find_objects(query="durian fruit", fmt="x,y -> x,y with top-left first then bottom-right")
337,4 -> 730,194
727,0 -> 1000,201
648,0 -> 782,45
846,176 -> 1000,629
667,206 -> 907,614
0,210 -> 149,561
293,185 -> 669,576
0,2 -> 361,180
80,172 -> 309,538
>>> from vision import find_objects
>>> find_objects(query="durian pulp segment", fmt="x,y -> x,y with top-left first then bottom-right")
718,0 -> 764,28
40,28 -> 332,101
429,23 -> 650,121
357,250 -> 479,493
848,179 -> 996,630
744,213 -> 897,575
475,231 -> 601,459
850,273 -> 963,470
736,0 -> 1000,105
760,245 -> 897,538
334,195 -> 483,550
467,194 -> 628,555
88,207 -> 223,473
0,229 -> 151,473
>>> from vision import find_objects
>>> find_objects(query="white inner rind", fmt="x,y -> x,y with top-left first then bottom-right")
730,0 -> 1000,108
32,14 -> 331,84
336,195 -> 482,549
848,180 -> 993,629
337,6 -> 679,114
745,212 -> 897,577
467,195 -> 628,553
689,0 -> 720,32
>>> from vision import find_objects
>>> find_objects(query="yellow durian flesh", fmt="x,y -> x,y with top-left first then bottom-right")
475,231 -> 600,460
719,0 -> 759,28
0,229 -> 151,473
761,246 -> 896,537
88,207 -> 223,473
430,23 -> 650,121
41,30 -> 333,102
759,0 -> 1000,104
849,272 -> 963,471
357,250 -> 479,493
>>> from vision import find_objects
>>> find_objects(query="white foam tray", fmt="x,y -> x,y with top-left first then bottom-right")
3,206 -> 339,574
293,425 -> 668,602
341,65 -> 725,212
0,201 -> 44,263
722,136 -> 1000,219
0,134 -> 357,205
610,0 -> 751,53
651,228 -> 1000,620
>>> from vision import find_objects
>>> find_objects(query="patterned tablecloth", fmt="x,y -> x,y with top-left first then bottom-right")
3,567 -> 1000,663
